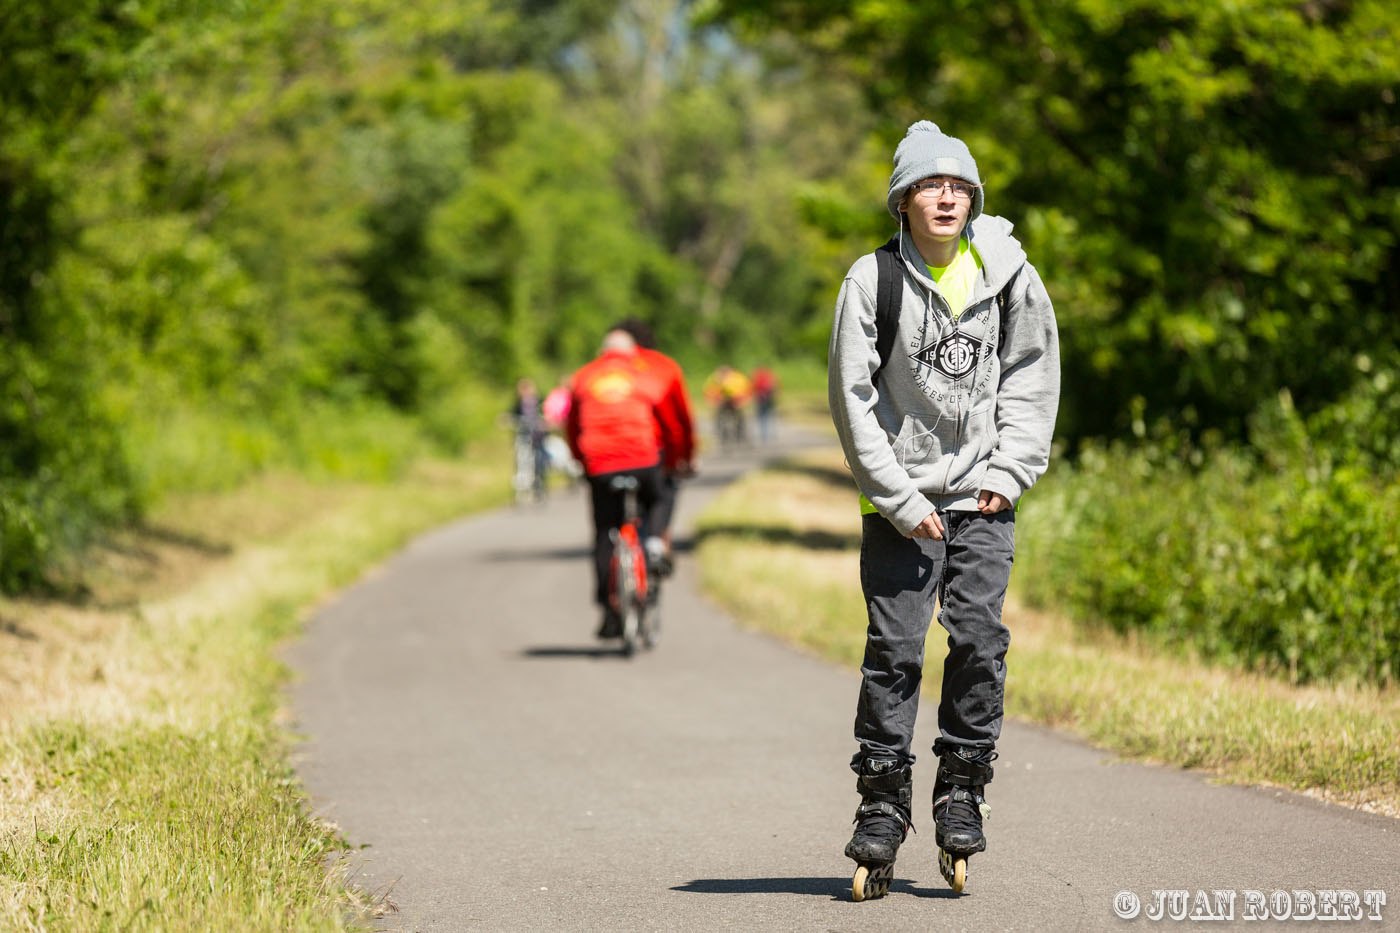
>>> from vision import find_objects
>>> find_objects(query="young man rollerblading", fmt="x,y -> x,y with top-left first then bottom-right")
828,120 -> 1060,898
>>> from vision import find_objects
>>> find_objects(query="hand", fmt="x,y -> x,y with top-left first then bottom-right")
671,460 -> 696,479
909,511 -> 944,540
978,490 -> 1011,514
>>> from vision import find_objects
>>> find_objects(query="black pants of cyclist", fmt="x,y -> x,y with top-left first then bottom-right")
649,472 -> 679,539
586,463 -> 664,607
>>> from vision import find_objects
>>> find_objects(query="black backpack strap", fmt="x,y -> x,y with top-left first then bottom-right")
996,283 -> 1008,353
874,241 -> 1014,374
995,270 -> 1016,354
872,237 -> 902,384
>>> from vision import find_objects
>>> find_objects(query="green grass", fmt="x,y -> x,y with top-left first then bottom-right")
4,723 -> 345,930
0,439 -> 516,930
693,443 -> 1400,818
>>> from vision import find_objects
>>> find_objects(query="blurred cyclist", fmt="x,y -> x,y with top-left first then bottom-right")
613,317 -> 695,575
509,377 -> 547,502
704,364 -> 752,448
751,365 -> 779,443
566,327 -> 687,638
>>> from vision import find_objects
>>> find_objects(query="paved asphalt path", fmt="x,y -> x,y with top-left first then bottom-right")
290,427 -> 1397,932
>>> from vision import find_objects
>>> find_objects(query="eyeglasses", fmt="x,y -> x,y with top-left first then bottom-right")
909,180 -> 978,200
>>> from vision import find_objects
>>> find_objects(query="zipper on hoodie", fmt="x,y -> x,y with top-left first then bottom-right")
905,240 -> 999,500
916,275 -> 967,492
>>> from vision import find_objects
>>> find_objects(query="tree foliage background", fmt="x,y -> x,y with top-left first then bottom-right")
714,0 -> 1400,441
2,0 -> 1398,644
0,0 -> 874,589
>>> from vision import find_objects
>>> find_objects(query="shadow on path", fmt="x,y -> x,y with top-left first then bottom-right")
484,538 -> 698,565
691,525 -> 858,551
760,460 -> 857,492
671,876 -> 960,901
520,645 -> 632,660
483,545 -> 593,563
679,470 -> 744,491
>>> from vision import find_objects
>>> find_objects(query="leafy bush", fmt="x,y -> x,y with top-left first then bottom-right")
1018,380 -> 1400,686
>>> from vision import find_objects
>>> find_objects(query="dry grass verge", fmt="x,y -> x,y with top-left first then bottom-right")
0,449 -> 511,930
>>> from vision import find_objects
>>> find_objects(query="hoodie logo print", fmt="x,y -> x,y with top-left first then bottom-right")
912,332 -> 985,380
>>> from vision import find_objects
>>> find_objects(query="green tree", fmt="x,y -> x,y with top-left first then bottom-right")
713,0 -> 1400,442
568,0 -> 878,359
0,0 -> 181,587
0,0 -> 883,590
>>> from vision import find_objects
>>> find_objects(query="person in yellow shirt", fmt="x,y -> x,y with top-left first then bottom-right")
703,365 -> 752,448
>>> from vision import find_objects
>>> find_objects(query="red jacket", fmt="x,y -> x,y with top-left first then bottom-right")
630,347 -> 695,470
567,349 -> 684,476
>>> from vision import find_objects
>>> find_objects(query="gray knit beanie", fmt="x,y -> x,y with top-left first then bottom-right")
886,120 -> 983,222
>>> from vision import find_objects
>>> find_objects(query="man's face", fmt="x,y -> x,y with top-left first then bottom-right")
901,175 -> 974,243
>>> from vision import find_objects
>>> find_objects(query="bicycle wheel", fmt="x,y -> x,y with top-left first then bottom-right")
640,573 -> 660,649
616,544 -> 640,657
513,436 -> 534,505
640,601 -> 659,649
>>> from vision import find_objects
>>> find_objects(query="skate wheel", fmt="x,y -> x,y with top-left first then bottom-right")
938,849 -> 967,894
851,862 -> 891,901
852,865 -> 868,902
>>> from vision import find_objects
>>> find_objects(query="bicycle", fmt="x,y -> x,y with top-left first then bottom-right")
606,475 -> 659,657
512,429 -> 545,506
715,400 -> 748,449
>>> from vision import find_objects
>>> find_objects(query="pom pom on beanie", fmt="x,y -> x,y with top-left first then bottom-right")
886,120 -> 983,222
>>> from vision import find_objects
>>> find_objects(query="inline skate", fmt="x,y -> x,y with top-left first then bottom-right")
844,758 -> 913,901
932,748 -> 995,893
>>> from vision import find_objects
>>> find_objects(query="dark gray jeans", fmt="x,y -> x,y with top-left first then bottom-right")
851,509 -> 1015,769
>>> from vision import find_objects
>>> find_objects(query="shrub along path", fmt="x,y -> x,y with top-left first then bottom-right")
290,428 -> 1398,930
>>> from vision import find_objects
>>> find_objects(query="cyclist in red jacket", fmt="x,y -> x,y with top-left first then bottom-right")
614,318 -> 695,575
567,327 -> 688,637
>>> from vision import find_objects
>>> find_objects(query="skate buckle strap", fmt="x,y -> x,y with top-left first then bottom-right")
937,753 -> 995,787
853,800 -> 915,833
934,787 -> 989,817
952,787 -> 985,809
856,759 -> 913,791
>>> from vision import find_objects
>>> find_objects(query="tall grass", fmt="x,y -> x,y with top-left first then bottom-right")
123,379 -> 508,501
3,370 -> 510,595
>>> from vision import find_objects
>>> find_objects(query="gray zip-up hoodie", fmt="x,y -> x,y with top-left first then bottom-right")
828,214 -> 1060,535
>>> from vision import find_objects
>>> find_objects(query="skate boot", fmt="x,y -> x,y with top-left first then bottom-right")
844,758 -> 913,901
932,748 -> 995,893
